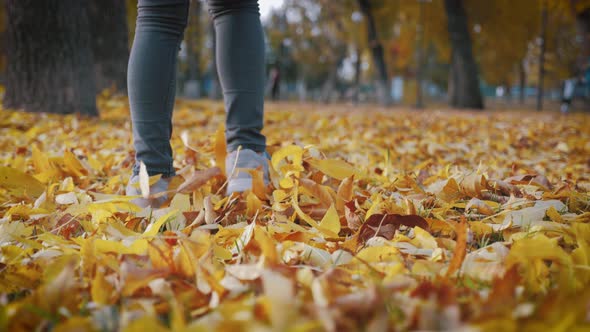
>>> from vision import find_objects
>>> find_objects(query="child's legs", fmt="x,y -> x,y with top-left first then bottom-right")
209,0 -> 266,152
128,0 -> 189,177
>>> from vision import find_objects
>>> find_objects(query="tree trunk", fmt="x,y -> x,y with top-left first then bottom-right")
208,22 -> 221,99
519,60 -> 526,105
572,3 -> 590,109
89,0 -> 129,93
353,45 -> 362,104
536,1 -> 548,111
572,1 -> 590,60
184,0 -> 202,98
416,0 -> 426,109
4,0 -> 97,116
444,0 -> 484,109
0,6 -> 6,84
504,81 -> 512,102
357,0 -> 390,106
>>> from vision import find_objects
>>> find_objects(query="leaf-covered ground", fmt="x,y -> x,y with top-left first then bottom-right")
1,96 -> 589,331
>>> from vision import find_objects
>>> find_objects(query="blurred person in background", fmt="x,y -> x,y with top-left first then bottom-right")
561,77 -> 577,113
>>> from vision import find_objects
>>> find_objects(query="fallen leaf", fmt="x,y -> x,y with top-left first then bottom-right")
176,167 -> 222,193
358,214 -> 429,243
445,219 -> 468,277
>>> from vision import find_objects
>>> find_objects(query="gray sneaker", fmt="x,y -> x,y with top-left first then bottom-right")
225,149 -> 270,195
125,175 -> 171,208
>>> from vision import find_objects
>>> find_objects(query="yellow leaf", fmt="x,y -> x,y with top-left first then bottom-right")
247,168 -> 267,199
31,144 -> 52,173
31,145 -> 61,183
365,195 -> 383,219
213,244 -> 233,261
291,185 -> 320,229
94,238 -> 148,255
506,234 -> 573,293
170,193 -> 191,211
254,226 -> 278,264
0,166 -> 45,197
53,317 -> 95,332
144,210 -> 178,237
318,204 -> 341,235
356,246 -> 403,263
148,238 -> 174,270
469,221 -> 493,237
63,149 -> 88,178
436,178 -> 462,202
271,145 -> 303,174
122,316 -> 169,332
299,178 -> 334,208
79,237 -> 96,277
92,267 -> 114,305
246,191 -> 262,217
411,227 -> 438,249
546,206 -> 565,223
307,158 -> 358,180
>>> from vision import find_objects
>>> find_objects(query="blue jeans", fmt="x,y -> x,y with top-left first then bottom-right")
129,0 -> 266,177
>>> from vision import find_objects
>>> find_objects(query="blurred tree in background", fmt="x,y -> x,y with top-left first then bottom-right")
0,0 -> 588,115
0,4 -> 5,84
3,0 -> 97,115
89,0 -> 129,93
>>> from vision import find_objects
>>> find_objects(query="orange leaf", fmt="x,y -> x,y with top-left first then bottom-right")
445,219 -> 468,278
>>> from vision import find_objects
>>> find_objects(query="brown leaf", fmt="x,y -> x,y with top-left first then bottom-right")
176,167 -> 222,194
358,214 -> 429,243
344,200 -> 362,231
490,179 -> 522,197
458,172 -> 489,198
299,178 -> 334,208
505,173 -> 552,191
336,176 -> 354,213
477,266 -> 521,319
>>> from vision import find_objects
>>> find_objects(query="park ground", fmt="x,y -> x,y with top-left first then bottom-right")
0,97 -> 589,331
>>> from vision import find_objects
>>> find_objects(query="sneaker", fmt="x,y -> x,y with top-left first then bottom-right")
125,174 -> 171,208
225,149 -> 270,195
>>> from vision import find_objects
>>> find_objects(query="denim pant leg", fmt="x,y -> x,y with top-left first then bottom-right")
128,0 -> 188,177
208,0 -> 267,152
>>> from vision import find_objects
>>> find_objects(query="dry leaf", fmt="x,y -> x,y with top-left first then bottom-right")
358,214 -> 429,243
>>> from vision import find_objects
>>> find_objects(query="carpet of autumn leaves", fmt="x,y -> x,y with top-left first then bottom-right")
1,94 -> 590,332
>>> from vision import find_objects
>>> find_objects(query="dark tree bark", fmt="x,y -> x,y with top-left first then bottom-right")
186,1 -> 202,81
208,22 -> 221,100
4,0 -> 97,116
353,44 -> 362,104
0,6 -> 6,84
182,0 -> 203,98
321,54 -> 345,103
519,60 -> 526,105
415,0 -> 426,109
357,0 -> 390,106
572,2 -> 590,109
444,0 -> 484,109
89,0 -> 129,93
536,2 -> 548,111
572,1 -> 590,60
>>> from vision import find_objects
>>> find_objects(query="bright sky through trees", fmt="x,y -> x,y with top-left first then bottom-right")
259,0 -> 284,19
